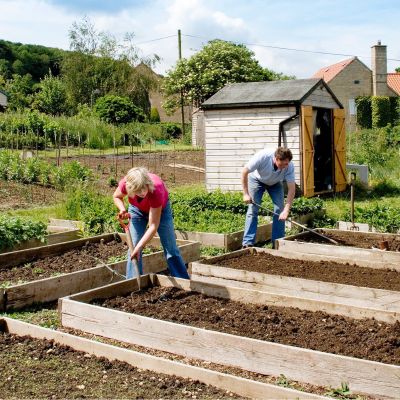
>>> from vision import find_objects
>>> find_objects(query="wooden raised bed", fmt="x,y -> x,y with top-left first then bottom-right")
174,212 -> 320,250
190,248 -> 400,323
59,274 -> 400,399
175,223 -> 272,250
0,234 -> 200,311
0,317 -> 324,400
276,228 -> 400,263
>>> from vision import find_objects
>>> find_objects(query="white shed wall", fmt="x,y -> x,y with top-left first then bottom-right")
205,106 -> 301,192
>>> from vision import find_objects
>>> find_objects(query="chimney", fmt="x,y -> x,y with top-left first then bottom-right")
371,41 -> 389,96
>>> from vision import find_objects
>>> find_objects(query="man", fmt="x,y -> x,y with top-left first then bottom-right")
242,147 -> 295,248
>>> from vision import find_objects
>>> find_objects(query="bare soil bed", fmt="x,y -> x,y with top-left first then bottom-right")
290,231 -> 400,251
0,332 -> 239,399
0,180 -> 61,211
216,252 -> 400,291
0,241 -> 129,285
99,286 -> 400,365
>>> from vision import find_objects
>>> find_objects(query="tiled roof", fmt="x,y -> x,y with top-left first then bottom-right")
387,72 -> 400,95
312,57 -> 356,82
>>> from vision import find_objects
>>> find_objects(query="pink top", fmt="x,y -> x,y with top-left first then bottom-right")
118,173 -> 169,213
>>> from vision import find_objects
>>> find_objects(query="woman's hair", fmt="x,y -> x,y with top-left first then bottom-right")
125,167 -> 154,195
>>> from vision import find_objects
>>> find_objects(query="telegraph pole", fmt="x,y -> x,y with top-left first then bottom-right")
178,29 -> 185,137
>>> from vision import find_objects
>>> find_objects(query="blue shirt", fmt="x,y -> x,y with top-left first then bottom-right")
246,148 -> 295,185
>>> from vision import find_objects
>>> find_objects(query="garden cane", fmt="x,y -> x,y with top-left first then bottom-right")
251,201 -> 339,245
118,214 -> 141,290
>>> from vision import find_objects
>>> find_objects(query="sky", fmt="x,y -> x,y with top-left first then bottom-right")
1,0 -> 399,78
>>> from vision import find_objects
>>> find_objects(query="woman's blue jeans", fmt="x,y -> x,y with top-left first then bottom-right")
242,175 -> 285,248
126,201 -> 190,279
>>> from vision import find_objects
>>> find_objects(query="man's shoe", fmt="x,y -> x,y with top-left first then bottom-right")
242,244 -> 252,249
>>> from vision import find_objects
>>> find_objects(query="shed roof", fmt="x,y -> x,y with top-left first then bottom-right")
202,78 -> 342,109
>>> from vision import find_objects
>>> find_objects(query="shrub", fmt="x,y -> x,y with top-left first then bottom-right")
371,96 -> 391,128
150,107 -> 160,123
161,122 -> 182,139
356,96 -> 371,129
94,95 -> 145,124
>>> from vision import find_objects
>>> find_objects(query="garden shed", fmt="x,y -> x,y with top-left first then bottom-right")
201,78 -> 346,197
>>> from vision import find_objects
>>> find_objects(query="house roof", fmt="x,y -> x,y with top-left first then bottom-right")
202,78 -> 342,109
387,72 -> 400,95
312,57 -> 357,82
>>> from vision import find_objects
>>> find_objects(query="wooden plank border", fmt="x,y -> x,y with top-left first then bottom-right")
1,238 -> 200,311
277,228 -> 400,264
0,317 -> 325,400
175,223 -> 272,250
59,275 -> 400,398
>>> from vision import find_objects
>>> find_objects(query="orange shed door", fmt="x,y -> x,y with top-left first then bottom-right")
333,108 -> 347,192
301,105 -> 314,197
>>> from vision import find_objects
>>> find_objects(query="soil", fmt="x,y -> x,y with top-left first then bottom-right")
0,180 -> 61,211
216,252 -> 400,291
65,150 -> 205,191
290,231 -> 400,252
0,332 -> 240,399
100,286 -> 400,366
0,240 -> 129,285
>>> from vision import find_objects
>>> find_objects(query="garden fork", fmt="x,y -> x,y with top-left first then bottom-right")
118,214 -> 141,290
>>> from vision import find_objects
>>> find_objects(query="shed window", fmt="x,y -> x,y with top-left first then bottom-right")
354,80 -> 360,84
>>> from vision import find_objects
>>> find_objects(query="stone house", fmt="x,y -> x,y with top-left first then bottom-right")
313,42 -> 397,131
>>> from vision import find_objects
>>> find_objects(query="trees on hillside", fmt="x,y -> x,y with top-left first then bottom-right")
62,17 -> 158,114
162,39 -> 294,114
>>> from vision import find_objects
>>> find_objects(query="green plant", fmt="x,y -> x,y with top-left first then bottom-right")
325,382 -> 352,399
276,374 -> 293,388
0,216 -> 47,251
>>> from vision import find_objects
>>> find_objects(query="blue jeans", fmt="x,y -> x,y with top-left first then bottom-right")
242,175 -> 285,248
126,201 -> 190,279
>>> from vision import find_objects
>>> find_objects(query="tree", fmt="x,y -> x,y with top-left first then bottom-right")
62,17 -> 159,114
33,72 -> 68,115
94,95 -> 145,124
396,67 -> 400,73
4,73 -> 34,110
162,39 -> 294,114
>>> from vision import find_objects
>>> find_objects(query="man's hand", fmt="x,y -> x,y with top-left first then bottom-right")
279,205 -> 290,220
243,194 -> 252,204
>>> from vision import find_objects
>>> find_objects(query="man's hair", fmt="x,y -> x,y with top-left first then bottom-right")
125,167 -> 154,195
275,147 -> 293,161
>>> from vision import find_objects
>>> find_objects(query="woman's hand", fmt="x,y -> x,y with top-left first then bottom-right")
130,245 -> 142,261
117,210 -> 130,221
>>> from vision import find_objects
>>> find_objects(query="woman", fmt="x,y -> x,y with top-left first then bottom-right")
113,167 -> 190,279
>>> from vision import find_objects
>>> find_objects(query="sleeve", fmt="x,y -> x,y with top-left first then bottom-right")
245,151 -> 263,173
284,162 -> 296,183
118,178 -> 128,195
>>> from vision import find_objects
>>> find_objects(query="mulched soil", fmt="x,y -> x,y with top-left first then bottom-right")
289,231 -> 400,251
0,332 -> 239,399
216,252 -> 400,291
0,240 -> 129,285
100,286 -> 400,365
